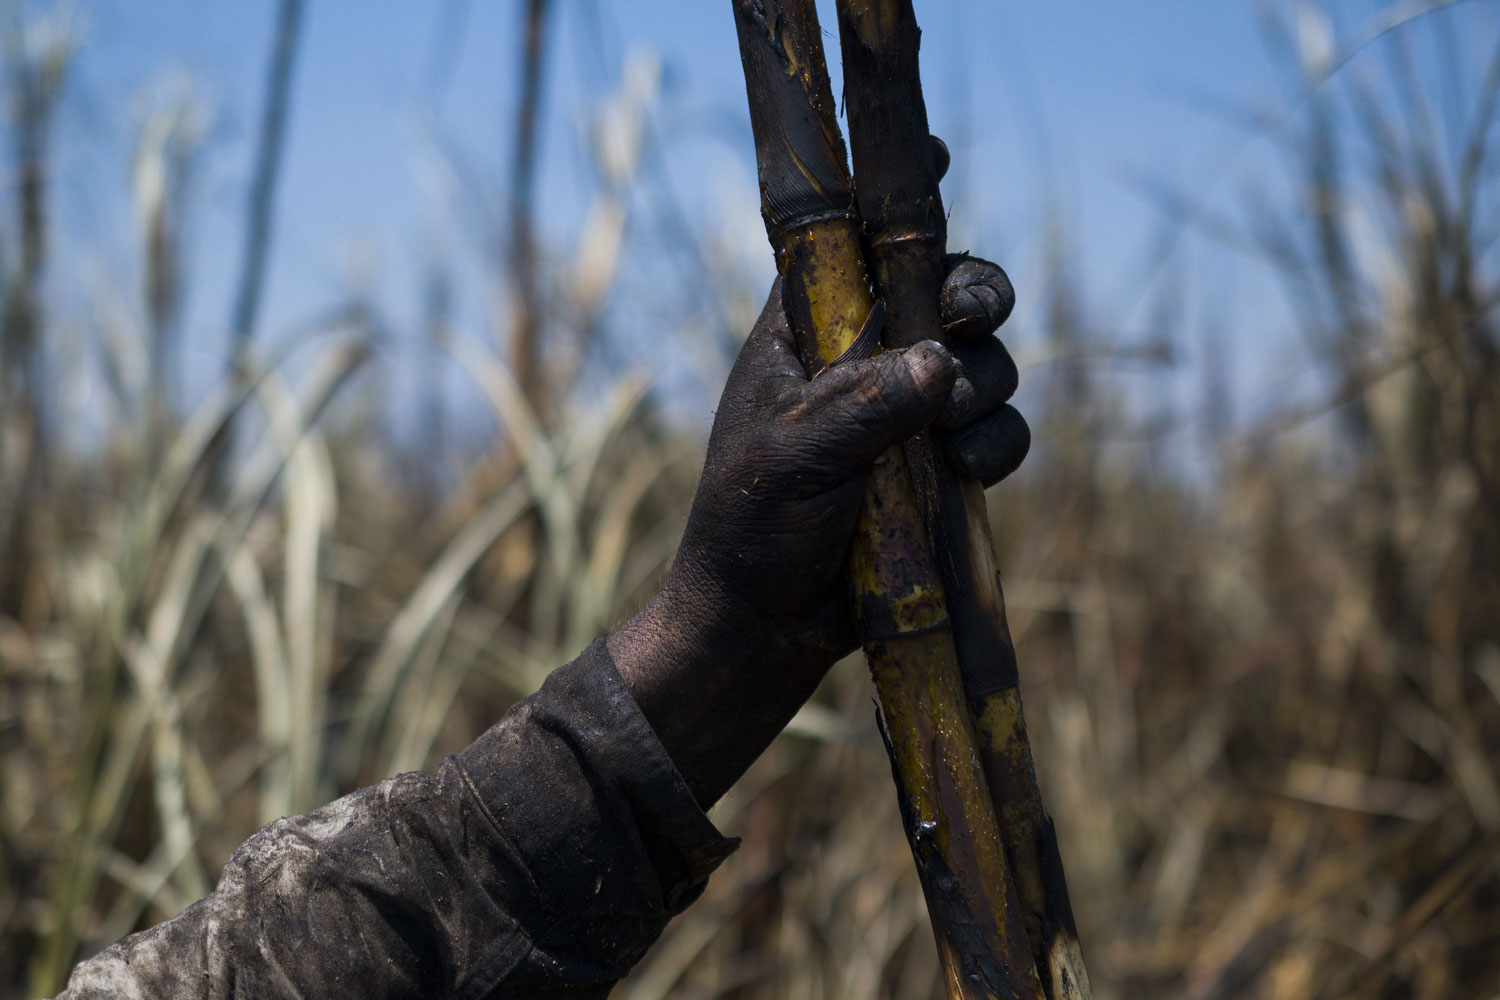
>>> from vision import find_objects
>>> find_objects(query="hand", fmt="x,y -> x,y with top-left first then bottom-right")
609,254 -> 1028,806
671,253 -> 1027,661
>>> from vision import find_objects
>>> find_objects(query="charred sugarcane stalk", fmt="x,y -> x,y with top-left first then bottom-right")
833,3 -> 1092,997
733,3 -> 1043,997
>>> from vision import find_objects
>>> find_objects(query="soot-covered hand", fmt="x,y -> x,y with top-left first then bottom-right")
667,254 -> 1030,665
609,252 -> 1028,806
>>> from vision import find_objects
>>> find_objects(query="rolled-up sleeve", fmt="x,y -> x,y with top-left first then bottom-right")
57,641 -> 739,999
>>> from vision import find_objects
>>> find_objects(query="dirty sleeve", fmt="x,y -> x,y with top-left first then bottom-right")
55,640 -> 740,999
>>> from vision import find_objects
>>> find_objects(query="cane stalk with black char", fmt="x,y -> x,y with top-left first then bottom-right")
733,3 -> 1043,997
834,3 -> 1091,997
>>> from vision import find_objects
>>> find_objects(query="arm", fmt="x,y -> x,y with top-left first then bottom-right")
56,256 -> 1026,999
58,643 -> 736,999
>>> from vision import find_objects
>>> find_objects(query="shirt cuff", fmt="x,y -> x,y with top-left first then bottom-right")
457,640 -> 739,974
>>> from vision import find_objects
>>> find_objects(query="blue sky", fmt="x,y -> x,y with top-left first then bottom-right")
43,0 -> 1498,456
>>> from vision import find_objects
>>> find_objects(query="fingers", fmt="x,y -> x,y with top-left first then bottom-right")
740,253 -> 1030,490
930,134 -> 951,182
941,404 -> 1031,487
792,341 -> 955,472
939,254 -> 1015,343
939,336 -> 1019,428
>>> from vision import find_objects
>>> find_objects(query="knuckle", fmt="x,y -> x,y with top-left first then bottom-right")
859,364 -> 902,427
945,404 -> 1030,485
996,344 -> 1020,399
950,339 -> 1020,417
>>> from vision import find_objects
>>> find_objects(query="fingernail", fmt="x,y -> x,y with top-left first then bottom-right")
904,341 -> 955,398
961,283 -> 1006,333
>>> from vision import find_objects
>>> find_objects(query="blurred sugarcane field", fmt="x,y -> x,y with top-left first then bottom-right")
2,1 -> 1499,997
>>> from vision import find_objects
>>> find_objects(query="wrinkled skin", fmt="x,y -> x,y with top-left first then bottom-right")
610,254 -> 1028,807
677,255 -> 1026,660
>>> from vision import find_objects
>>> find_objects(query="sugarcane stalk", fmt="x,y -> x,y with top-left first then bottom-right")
834,3 -> 1092,997
733,3 -> 1043,997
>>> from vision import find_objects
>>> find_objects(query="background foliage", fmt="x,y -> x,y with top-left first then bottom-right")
1,2 -> 1498,997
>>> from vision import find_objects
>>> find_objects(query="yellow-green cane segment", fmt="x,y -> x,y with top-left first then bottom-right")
834,1 -> 1094,995
733,2 -> 1046,996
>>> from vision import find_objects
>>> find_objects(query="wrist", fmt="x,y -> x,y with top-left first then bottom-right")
606,572 -> 839,808
643,555 -> 839,668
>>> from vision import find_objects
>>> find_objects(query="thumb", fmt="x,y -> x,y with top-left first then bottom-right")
793,341 -> 956,473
